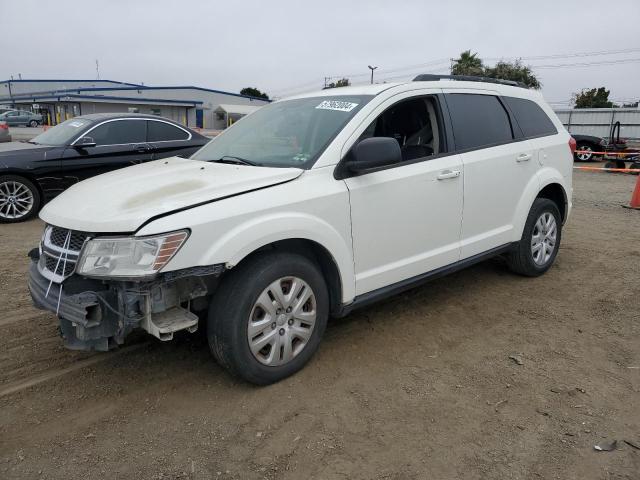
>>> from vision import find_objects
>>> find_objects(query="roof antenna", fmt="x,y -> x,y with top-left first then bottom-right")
96,59 -> 100,80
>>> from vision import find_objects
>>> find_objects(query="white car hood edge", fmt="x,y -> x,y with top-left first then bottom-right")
40,157 -> 304,233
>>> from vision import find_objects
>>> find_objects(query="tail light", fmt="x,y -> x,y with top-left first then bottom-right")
0,122 -> 8,130
568,137 -> 576,154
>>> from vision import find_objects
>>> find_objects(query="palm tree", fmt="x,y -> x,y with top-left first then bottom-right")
451,50 -> 484,76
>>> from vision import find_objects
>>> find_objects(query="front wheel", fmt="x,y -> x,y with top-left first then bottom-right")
207,252 -> 329,385
28,120 -> 39,127
0,175 -> 41,223
506,198 -> 562,277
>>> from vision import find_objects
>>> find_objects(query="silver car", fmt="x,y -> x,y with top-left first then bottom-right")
0,121 -> 10,142
0,110 -> 43,127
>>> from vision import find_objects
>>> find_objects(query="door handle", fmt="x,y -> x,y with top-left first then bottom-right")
516,153 -> 532,162
437,170 -> 461,180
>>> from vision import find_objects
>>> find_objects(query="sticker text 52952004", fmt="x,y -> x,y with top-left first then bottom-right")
315,101 -> 359,112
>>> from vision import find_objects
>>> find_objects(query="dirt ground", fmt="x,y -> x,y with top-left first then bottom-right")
1,168 -> 639,480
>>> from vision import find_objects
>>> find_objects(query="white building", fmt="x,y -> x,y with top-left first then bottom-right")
0,79 -> 269,129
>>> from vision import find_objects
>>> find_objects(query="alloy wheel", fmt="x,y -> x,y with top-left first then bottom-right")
577,146 -> 593,161
247,276 -> 317,366
531,212 -> 557,266
0,180 -> 34,220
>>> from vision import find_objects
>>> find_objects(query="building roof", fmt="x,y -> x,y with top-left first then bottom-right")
0,80 -> 271,103
9,93 -> 202,107
215,104 -> 263,115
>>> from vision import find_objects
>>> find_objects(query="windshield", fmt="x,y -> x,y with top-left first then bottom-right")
191,95 -> 372,168
30,118 -> 92,146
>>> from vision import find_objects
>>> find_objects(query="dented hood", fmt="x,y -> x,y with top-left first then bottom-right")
40,157 -> 303,232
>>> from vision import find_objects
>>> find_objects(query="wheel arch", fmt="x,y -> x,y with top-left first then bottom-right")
512,170 -> 569,240
232,238 -> 345,316
0,170 -> 45,206
536,182 -> 567,223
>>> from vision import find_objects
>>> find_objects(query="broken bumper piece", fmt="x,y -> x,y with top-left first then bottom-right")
28,260 -> 224,351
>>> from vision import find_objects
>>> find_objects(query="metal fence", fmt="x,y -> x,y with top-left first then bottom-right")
554,108 -> 640,139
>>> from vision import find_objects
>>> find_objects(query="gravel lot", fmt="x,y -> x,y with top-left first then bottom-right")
0,168 -> 639,479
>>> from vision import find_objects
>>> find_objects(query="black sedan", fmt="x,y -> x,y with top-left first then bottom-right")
0,113 -> 209,222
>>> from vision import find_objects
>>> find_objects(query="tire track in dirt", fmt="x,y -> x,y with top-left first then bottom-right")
0,341 -> 151,398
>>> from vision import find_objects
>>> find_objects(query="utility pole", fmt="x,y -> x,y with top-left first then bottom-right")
368,65 -> 378,84
96,60 -> 100,80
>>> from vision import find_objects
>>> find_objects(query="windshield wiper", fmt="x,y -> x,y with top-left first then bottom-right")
212,155 -> 260,166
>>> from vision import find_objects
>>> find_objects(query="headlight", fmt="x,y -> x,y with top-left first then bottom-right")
77,230 -> 189,278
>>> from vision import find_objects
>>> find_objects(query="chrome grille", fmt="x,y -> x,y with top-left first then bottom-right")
37,225 -> 91,283
49,227 -> 89,251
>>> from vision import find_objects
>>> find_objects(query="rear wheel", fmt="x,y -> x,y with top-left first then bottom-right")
207,252 -> 329,385
506,198 -> 562,277
0,175 -> 41,223
575,143 -> 594,161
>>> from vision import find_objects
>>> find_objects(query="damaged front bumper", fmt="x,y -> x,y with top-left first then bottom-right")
28,258 -> 224,351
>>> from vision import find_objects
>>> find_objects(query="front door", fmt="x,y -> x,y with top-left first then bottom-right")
343,94 -> 463,296
59,119 -> 154,188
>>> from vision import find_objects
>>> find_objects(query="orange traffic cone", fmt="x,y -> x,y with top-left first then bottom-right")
625,174 -> 640,210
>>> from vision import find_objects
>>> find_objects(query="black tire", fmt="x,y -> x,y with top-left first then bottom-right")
629,162 -> 640,174
604,161 -> 618,170
506,198 -> 562,277
0,174 -> 41,223
575,143 -> 594,162
28,120 -> 39,128
207,252 -> 329,385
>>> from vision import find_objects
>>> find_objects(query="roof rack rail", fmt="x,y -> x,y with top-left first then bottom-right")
412,74 -> 528,89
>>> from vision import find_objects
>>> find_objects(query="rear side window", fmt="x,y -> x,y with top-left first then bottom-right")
503,97 -> 557,138
147,120 -> 189,141
90,120 -> 146,145
446,94 -> 513,150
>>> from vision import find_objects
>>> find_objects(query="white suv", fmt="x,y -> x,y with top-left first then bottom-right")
29,75 -> 573,384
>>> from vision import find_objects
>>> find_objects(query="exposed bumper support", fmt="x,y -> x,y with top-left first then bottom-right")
28,260 -> 224,351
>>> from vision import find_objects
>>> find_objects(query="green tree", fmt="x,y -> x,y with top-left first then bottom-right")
484,59 -> 541,89
325,78 -> 351,89
451,50 -> 484,76
240,87 -> 269,100
572,87 -> 617,108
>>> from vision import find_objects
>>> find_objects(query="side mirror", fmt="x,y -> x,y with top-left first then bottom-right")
75,136 -> 96,148
346,137 -> 402,173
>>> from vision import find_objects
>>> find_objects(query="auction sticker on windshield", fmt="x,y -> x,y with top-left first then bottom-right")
315,100 -> 359,112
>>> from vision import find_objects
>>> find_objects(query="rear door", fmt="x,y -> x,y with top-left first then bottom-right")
59,119 -> 154,186
146,119 -> 199,159
443,90 -> 539,258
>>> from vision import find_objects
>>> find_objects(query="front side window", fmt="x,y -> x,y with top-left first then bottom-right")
89,120 -> 147,146
30,118 -> 92,146
446,94 -> 513,150
357,96 -> 444,161
503,96 -> 557,138
191,95 -> 372,168
147,120 -> 189,141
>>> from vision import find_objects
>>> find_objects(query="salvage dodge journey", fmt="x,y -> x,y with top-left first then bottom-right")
29,75 -> 573,384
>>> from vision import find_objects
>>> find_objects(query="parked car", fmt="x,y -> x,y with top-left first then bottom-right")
28,76 -> 572,384
0,109 -> 43,127
0,113 -> 208,222
571,133 -> 628,162
0,121 -> 10,143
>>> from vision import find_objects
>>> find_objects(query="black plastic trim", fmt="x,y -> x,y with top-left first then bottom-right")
335,243 -> 515,317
